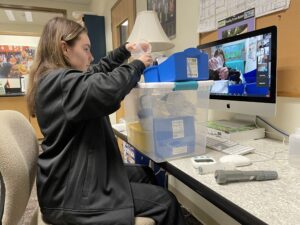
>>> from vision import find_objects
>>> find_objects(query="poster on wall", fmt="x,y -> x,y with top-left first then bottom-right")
147,0 -> 176,39
0,44 -> 36,96
217,8 -> 255,40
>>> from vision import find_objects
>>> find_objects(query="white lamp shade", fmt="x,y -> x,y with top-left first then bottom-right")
127,11 -> 174,52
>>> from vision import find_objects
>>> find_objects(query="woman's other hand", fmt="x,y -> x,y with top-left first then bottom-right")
125,42 -> 136,52
138,53 -> 153,67
138,42 -> 151,53
126,42 -> 152,59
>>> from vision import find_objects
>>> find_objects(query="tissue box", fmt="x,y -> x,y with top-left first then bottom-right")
144,48 -> 208,82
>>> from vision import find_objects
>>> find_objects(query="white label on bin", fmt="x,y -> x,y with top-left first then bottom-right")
173,146 -> 188,155
187,58 -> 198,78
172,120 -> 184,139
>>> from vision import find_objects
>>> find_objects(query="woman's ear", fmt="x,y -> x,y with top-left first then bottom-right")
61,41 -> 69,57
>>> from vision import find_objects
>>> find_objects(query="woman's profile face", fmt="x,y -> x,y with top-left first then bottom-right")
63,33 -> 94,71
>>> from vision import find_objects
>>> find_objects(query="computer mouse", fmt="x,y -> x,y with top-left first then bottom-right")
219,155 -> 252,167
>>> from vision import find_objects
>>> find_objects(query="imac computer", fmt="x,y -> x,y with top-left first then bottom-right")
197,26 -> 277,119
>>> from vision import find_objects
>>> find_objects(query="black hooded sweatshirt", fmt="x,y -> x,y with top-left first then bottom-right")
35,44 -> 145,225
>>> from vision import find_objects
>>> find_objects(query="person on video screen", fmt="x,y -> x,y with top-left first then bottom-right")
208,49 -> 241,83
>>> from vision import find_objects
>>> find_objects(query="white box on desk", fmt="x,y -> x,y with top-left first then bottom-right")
124,81 -> 213,162
207,126 -> 265,142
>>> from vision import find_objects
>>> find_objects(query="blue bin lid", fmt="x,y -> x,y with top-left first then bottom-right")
144,65 -> 158,72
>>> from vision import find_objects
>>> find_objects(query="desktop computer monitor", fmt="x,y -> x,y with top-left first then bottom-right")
197,26 -> 277,117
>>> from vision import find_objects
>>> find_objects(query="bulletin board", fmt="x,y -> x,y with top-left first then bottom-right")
199,0 -> 300,97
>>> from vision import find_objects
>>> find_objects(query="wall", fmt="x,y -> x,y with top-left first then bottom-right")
88,0 -> 108,16
166,0 -> 200,54
0,35 -> 39,46
0,24 -> 44,35
102,0 -> 118,54
269,97 -> 300,135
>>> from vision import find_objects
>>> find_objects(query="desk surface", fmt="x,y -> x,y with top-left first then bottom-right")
168,138 -> 300,225
113,125 -> 300,225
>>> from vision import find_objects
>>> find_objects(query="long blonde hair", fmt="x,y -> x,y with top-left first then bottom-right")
27,17 -> 87,117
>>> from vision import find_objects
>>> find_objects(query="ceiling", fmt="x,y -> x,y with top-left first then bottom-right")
0,9 -> 64,26
0,0 -> 110,34
0,0 -> 110,24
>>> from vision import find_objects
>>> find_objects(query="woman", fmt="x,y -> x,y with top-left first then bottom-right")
27,17 -> 186,225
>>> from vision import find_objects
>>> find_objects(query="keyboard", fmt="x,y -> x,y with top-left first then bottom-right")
206,135 -> 255,155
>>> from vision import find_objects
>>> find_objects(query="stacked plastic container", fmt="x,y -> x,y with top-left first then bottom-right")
124,48 -> 213,162
143,48 -> 209,82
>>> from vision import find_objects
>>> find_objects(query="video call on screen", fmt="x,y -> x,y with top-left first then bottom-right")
202,33 -> 272,98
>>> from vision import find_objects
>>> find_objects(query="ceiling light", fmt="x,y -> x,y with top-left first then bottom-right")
4,10 -> 16,21
25,11 -> 33,22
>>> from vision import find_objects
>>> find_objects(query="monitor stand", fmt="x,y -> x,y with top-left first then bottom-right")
207,114 -> 265,142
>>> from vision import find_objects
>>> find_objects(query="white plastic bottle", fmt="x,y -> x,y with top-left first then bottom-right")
288,128 -> 300,168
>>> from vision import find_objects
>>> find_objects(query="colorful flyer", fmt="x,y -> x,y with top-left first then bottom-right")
218,8 -> 255,40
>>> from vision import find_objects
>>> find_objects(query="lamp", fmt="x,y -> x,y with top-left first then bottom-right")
127,11 -> 174,52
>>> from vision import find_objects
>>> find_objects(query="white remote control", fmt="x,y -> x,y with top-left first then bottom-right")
191,155 -> 236,174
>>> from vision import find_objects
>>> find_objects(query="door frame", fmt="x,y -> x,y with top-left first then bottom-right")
111,0 -> 136,123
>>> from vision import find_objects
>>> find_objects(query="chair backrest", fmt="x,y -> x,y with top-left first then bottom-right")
0,110 -> 39,225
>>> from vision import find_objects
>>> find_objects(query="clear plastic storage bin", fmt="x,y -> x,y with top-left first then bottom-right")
124,80 -> 213,162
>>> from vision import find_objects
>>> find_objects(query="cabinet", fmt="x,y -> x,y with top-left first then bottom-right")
0,96 -> 43,139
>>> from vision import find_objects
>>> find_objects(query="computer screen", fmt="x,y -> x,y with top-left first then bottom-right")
197,26 -> 277,117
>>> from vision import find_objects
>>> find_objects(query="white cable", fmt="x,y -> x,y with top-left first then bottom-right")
252,150 -> 288,163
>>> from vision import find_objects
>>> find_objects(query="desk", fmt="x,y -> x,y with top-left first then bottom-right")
113,126 -> 300,225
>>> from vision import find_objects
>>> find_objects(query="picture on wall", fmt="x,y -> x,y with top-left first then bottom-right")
0,44 -> 36,95
147,0 -> 176,39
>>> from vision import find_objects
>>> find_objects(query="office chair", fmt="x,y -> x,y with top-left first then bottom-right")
0,110 -> 155,225
0,110 -> 39,225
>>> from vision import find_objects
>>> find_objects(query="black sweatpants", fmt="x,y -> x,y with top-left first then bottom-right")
125,164 -> 187,225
